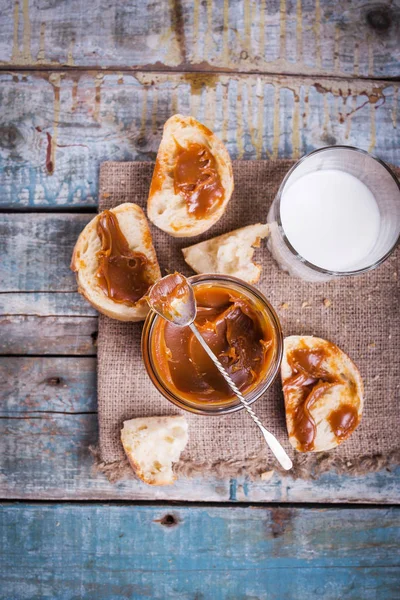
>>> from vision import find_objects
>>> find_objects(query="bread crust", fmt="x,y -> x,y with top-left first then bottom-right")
182,223 -> 269,283
71,203 -> 161,321
121,416 -> 188,485
147,114 -> 234,237
281,335 -> 364,453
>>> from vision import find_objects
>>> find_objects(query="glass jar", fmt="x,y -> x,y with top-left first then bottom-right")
267,146 -> 400,282
142,274 -> 283,415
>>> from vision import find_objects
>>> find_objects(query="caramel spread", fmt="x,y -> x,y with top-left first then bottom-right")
328,404 -> 359,440
174,143 -> 224,218
283,344 -> 359,451
153,285 -> 275,403
96,210 -> 152,305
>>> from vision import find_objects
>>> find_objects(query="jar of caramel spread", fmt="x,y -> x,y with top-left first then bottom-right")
96,210 -> 152,305
283,343 -> 360,451
142,275 -> 283,415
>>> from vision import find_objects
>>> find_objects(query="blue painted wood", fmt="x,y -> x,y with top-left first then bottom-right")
0,504 -> 399,599
1,356 -> 399,502
0,73 -> 398,208
1,0 -> 399,77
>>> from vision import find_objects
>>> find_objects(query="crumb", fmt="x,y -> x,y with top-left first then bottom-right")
323,298 -> 332,308
280,302 -> 289,310
260,470 -> 274,482
389,334 -> 392,339
393,271 -> 398,280
102,192 -> 111,198
372,375 -> 380,381
301,301 -> 311,309
368,342 -> 376,349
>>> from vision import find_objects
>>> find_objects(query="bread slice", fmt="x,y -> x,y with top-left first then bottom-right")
281,336 -> 364,453
121,416 -> 189,485
71,203 -> 161,321
182,223 -> 269,284
147,114 -> 234,237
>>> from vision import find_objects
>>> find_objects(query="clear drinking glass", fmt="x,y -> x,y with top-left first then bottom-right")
267,146 -> 400,282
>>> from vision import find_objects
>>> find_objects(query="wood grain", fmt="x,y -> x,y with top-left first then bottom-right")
1,214 -> 399,502
0,356 -> 399,502
0,504 -> 399,599
0,0 -> 399,77
0,72 -> 398,208
0,213 -> 91,291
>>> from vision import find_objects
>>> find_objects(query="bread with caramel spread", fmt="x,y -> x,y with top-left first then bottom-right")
281,336 -> 364,453
182,223 -> 269,284
121,416 -> 189,485
71,203 -> 161,321
147,114 -> 234,237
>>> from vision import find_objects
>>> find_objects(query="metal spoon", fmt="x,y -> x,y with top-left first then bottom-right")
147,273 -> 293,471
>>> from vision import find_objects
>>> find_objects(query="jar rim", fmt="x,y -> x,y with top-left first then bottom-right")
273,145 -> 400,277
141,274 -> 283,416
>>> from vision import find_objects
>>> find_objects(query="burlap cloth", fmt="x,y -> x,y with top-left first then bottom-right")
94,160 -> 400,482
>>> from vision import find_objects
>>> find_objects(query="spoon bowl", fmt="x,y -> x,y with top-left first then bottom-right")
148,272 -> 196,327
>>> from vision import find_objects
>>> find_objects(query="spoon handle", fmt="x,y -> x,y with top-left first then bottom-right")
189,323 -> 293,471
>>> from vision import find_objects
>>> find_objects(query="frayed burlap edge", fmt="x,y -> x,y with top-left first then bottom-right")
89,445 -> 400,484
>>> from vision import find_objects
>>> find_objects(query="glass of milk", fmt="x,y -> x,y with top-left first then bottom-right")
267,146 -> 400,281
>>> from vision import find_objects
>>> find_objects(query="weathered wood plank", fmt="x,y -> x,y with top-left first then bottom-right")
0,291 -> 96,316
0,294 -> 98,356
0,356 -> 96,413
0,214 -> 91,291
0,356 -> 399,502
0,0 -> 399,78
0,504 -> 399,600
0,315 -> 97,355
0,72 -> 398,207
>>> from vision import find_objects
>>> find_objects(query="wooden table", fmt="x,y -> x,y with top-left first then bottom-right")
1,1 -> 399,597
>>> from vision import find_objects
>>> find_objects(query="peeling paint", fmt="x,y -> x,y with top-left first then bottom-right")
259,0 -> 266,59
193,0 -> 200,63
93,73 -> 103,122
48,73 -> 62,176
314,0 -> 321,69
66,39 -> 75,66
368,101 -> 376,152
205,0 -> 214,61
280,0 -> 286,60
11,0 -> 20,62
272,84 -> 280,159
222,0 -> 229,65
345,94 -> 357,140
353,41 -> 359,77
71,80 -> 78,112
236,80 -> 244,158
392,87 -> 398,130
151,88 -> 158,133
292,91 -> 301,159
334,24 -> 340,73
22,0 -> 32,63
296,0 -> 303,63
37,22 -> 46,63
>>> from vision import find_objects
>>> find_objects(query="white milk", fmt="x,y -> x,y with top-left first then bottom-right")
280,169 -> 381,271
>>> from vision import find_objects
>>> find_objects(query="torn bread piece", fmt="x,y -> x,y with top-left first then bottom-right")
147,114 -> 234,237
121,416 -> 189,485
281,336 -> 364,453
71,203 -> 161,321
182,223 -> 269,284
